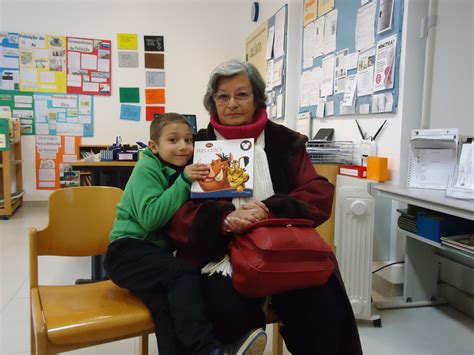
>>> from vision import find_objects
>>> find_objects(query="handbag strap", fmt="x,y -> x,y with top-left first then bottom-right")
247,218 -> 315,230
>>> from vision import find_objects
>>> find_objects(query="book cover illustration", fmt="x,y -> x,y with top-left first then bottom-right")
191,138 -> 254,199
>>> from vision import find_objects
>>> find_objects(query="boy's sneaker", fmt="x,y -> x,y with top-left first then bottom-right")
219,328 -> 267,355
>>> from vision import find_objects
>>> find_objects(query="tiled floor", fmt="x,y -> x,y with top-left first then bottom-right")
1,203 -> 473,355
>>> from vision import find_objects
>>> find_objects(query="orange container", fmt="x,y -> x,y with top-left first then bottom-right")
367,156 -> 389,182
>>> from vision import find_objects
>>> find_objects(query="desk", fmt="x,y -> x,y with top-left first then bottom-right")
71,161 -> 136,189
373,184 -> 473,309
71,160 -> 136,282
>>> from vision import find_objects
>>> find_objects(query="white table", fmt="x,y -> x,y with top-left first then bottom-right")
373,185 -> 473,309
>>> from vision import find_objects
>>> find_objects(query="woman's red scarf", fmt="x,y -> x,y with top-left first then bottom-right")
210,108 -> 268,140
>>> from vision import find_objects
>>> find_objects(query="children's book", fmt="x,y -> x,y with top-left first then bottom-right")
191,138 -> 254,199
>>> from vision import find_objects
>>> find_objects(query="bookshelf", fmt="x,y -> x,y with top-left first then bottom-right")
0,140 -> 23,219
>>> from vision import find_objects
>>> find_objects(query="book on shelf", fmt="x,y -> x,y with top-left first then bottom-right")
440,234 -> 474,255
0,190 -> 24,206
191,138 -> 254,199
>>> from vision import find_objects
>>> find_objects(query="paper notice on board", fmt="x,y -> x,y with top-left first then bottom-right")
342,74 -> 357,106
314,16 -> 325,58
323,9 -> 338,55
356,47 -> 375,97
334,49 -> 348,94
321,54 -> 335,97
373,34 -> 397,92
355,1 -> 376,52
299,71 -> 311,108
266,26 -> 275,60
303,22 -> 316,69
309,67 -> 322,106
273,7 -> 286,59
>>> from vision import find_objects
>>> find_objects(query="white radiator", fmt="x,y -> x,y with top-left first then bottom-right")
335,186 -> 380,324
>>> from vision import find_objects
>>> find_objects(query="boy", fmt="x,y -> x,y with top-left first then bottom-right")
104,113 -> 267,355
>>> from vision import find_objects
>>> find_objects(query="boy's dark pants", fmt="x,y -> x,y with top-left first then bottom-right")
104,238 -> 220,355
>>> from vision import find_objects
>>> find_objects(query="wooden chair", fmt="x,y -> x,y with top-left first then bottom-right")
29,186 -> 154,355
29,185 -> 284,355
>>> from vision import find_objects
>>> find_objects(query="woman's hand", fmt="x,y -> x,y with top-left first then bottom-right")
224,201 -> 269,234
184,163 -> 210,182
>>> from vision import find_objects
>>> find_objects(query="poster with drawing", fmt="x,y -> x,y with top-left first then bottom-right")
66,37 -> 112,95
19,33 -> 67,93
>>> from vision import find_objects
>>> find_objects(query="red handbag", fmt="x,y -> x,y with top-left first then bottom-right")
230,218 -> 334,298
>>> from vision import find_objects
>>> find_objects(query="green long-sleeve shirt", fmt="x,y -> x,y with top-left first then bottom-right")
109,148 -> 192,249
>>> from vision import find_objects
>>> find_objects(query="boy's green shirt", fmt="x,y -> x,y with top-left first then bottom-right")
109,148 -> 192,249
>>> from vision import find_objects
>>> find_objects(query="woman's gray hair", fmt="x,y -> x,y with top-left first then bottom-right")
203,59 -> 267,115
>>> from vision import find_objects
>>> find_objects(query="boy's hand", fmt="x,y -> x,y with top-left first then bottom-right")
184,163 -> 210,182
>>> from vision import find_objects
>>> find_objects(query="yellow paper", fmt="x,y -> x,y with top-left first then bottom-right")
318,0 -> 334,17
304,0 -> 317,26
117,33 -> 138,50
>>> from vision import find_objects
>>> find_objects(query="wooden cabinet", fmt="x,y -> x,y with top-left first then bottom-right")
0,140 -> 23,219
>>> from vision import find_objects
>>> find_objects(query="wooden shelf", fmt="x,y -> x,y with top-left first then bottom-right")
0,141 -> 23,219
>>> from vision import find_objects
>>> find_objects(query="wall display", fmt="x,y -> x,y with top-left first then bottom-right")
33,93 -> 94,137
0,32 -> 20,91
299,0 -> 403,117
120,104 -> 141,121
118,51 -> 139,68
19,33 -> 67,93
146,105 -> 165,121
117,33 -> 138,50
144,53 -> 164,69
144,36 -> 164,52
0,90 -> 35,134
145,88 -> 165,105
66,37 -> 112,95
145,71 -> 165,87
264,5 -> 287,121
119,87 -> 140,103
35,135 -> 81,190
245,22 -> 268,79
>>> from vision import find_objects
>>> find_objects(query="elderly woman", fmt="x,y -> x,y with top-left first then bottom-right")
168,59 -> 362,354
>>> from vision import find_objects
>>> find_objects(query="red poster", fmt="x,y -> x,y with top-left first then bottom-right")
146,106 -> 165,121
66,37 -> 112,95
35,136 -> 81,190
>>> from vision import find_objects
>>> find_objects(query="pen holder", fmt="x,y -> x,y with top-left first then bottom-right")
367,156 -> 389,182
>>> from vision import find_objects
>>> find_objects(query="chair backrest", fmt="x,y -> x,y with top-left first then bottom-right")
35,186 -> 122,257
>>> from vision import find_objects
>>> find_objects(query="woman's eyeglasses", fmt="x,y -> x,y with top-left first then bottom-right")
213,91 -> 253,106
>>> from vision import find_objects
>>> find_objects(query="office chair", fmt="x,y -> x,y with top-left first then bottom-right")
29,186 -> 154,355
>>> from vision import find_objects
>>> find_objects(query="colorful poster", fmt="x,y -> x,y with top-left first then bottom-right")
35,135 -> 81,190
145,88 -> 165,104
120,104 -> 141,121
146,105 -> 165,121
19,33 -> 67,93
33,93 -> 94,137
119,87 -> 140,103
0,90 -> 35,134
66,37 -> 112,95
0,32 -> 20,91
117,33 -> 138,50
303,0 -> 317,26
144,36 -> 164,52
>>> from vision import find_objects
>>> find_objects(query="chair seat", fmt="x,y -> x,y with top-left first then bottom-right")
38,280 -> 154,345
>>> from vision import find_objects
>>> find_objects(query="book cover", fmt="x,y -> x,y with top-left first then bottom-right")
191,138 -> 254,199
440,234 -> 474,252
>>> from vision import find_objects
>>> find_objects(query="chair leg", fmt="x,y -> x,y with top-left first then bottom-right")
30,315 -> 36,355
272,323 -> 283,355
138,334 -> 149,355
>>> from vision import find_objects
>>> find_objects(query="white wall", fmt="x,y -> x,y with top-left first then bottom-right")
429,0 -> 473,134
2,0 -> 473,201
1,0 -> 255,200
